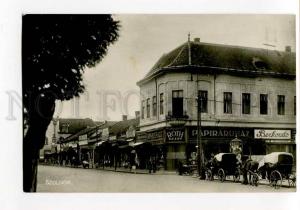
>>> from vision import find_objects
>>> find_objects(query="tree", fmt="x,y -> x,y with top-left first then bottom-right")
22,15 -> 119,192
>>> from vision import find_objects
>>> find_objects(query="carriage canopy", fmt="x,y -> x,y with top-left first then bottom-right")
258,152 -> 293,169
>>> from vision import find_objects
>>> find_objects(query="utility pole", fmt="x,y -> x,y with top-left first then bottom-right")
197,96 -> 206,179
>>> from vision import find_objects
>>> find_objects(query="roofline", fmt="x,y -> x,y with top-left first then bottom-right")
136,65 -> 295,86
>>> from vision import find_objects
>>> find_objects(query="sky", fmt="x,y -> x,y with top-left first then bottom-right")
54,14 -> 296,121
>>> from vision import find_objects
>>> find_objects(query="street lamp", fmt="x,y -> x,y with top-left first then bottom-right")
197,96 -> 206,179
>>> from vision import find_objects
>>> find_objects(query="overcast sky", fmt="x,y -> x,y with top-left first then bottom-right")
54,14 -> 295,121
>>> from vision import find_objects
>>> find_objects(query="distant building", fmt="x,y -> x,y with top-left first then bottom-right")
40,117 -> 100,160
137,37 -> 296,170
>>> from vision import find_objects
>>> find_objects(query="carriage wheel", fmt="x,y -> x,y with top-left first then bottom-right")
206,169 -> 214,181
251,173 -> 259,187
233,170 -> 240,183
270,170 -> 282,189
218,168 -> 226,182
288,174 -> 296,188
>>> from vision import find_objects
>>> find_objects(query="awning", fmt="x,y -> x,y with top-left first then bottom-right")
132,142 -> 150,148
118,145 -> 131,149
95,141 -> 106,147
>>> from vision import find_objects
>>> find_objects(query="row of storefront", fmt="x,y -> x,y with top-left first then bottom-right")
136,126 -> 296,170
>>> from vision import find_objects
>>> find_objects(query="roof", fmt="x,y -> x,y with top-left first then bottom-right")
61,121 -> 118,143
138,40 -> 295,85
58,118 -> 96,134
109,118 -> 139,136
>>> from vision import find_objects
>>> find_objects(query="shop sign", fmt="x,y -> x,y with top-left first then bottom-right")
109,135 -> 117,141
78,140 -> 88,146
102,128 -> 109,140
126,126 -> 136,138
254,129 -> 291,139
166,128 -> 185,141
189,127 -> 253,140
79,134 -> 87,141
68,143 -> 77,148
147,130 -> 164,140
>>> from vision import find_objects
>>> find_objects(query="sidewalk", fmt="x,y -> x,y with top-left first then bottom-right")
39,163 -> 176,175
95,166 -> 177,175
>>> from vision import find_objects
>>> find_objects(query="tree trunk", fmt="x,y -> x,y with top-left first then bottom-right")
23,95 -> 55,192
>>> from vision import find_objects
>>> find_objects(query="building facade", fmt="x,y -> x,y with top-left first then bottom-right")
137,38 -> 296,170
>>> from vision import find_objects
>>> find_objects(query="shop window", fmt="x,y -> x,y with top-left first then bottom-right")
260,94 -> 268,115
198,90 -> 208,113
223,92 -> 232,114
172,90 -> 183,117
146,98 -> 150,118
277,95 -> 285,115
141,100 -> 145,119
153,96 -> 157,117
160,93 -> 164,115
242,93 -> 251,114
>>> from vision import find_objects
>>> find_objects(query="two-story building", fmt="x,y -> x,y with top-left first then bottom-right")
137,37 -> 296,170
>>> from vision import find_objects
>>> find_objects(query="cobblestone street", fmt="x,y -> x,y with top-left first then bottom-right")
37,165 -> 296,192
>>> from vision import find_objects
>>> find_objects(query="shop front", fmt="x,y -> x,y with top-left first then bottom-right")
254,128 -> 296,159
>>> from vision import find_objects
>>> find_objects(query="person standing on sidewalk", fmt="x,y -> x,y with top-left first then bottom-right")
148,158 -> 152,174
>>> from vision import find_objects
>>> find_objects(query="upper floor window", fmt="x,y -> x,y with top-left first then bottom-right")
224,92 -> 232,114
260,94 -> 268,115
146,98 -> 150,118
141,100 -> 145,119
160,93 -> 164,115
242,93 -> 251,114
277,95 -> 285,115
172,90 -> 183,117
198,90 -> 208,113
294,96 -> 296,115
153,96 -> 157,117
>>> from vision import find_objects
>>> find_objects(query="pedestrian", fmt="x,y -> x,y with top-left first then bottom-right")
178,161 -> 183,175
152,158 -> 157,173
148,158 -> 152,174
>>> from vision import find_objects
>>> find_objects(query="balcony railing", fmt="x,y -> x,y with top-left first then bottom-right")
166,111 -> 189,126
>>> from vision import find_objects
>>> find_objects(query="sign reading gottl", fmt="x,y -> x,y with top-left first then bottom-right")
254,129 -> 291,139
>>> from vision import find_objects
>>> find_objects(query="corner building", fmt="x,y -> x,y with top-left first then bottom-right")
137,38 -> 296,170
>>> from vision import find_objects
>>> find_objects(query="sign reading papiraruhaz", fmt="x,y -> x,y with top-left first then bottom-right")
254,129 -> 291,139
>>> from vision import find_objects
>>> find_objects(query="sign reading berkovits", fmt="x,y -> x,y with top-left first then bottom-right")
254,129 -> 291,139
166,128 -> 185,141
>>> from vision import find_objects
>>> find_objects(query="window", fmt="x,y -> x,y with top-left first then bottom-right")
146,98 -> 150,118
242,93 -> 251,114
277,95 -> 285,115
160,93 -> 164,115
172,90 -> 184,117
260,94 -> 268,115
294,96 -> 296,115
224,92 -> 232,114
198,90 -> 208,113
153,96 -> 157,117
141,100 -> 145,119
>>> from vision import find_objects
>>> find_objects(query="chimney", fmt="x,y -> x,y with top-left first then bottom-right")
135,111 -> 140,119
285,46 -> 291,53
194,37 -> 200,43
122,115 -> 127,121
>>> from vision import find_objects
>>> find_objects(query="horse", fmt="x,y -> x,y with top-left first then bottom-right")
241,157 -> 259,185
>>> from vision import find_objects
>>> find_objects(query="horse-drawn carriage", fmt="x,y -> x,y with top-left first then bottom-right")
256,152 -> 296,189
206,153 -> 240,182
